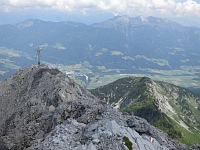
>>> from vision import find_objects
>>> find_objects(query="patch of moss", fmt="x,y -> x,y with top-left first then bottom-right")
123,136 -> 132,150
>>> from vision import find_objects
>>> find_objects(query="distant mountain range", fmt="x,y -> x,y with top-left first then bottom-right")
0,16 -> 200,91
90,76 -> 200,145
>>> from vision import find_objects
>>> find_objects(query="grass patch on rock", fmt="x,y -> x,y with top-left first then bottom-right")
123,136 -> 132,150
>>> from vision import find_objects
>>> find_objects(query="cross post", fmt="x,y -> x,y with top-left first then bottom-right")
36,47 -> 42,66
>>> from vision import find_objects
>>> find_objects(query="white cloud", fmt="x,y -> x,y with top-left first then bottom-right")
176,0 -> 200,17
0,0 -> 200,19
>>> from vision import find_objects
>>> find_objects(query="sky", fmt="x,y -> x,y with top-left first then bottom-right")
0,0 -> 200,27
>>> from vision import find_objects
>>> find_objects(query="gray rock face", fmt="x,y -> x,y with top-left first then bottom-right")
0,65 -> 191,150
126,116 -> 184,149
0,65 -> 96,149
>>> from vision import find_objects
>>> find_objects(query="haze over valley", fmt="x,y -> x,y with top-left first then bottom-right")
0,16 -> 200,92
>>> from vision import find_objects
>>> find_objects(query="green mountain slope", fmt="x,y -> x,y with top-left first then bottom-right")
90,77 -> 200,145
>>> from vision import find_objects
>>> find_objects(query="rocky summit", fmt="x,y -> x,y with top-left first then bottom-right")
0,65 -> 198,150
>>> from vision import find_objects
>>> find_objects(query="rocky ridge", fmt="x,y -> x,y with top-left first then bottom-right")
0,65 -> 198,150
90,76 -> 200,145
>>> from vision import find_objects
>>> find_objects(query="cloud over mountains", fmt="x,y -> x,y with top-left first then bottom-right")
0,0 -> 200,19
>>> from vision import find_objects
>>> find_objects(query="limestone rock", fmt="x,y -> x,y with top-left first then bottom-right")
0,65 -> 96,149
0,65 -> 195,150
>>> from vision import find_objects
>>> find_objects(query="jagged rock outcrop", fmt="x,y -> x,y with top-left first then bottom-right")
0,65 -> 191,150
0,65 -> 96,149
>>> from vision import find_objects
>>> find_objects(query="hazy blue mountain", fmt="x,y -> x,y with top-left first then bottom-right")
92,16 -> 200,68
0,16 -> 199,90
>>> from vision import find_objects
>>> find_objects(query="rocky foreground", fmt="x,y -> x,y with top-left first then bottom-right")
0,65 -> 199,150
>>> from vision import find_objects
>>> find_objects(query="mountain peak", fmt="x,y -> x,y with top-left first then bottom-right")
15,19 -> 42,29
0,66 -> 190,149
90,76 -> 200,145
114,15 -> 151,23
0,65 -> 98,148
92,15 -> 185,38
113,15 -> 130,22
138,16 -> 148,22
